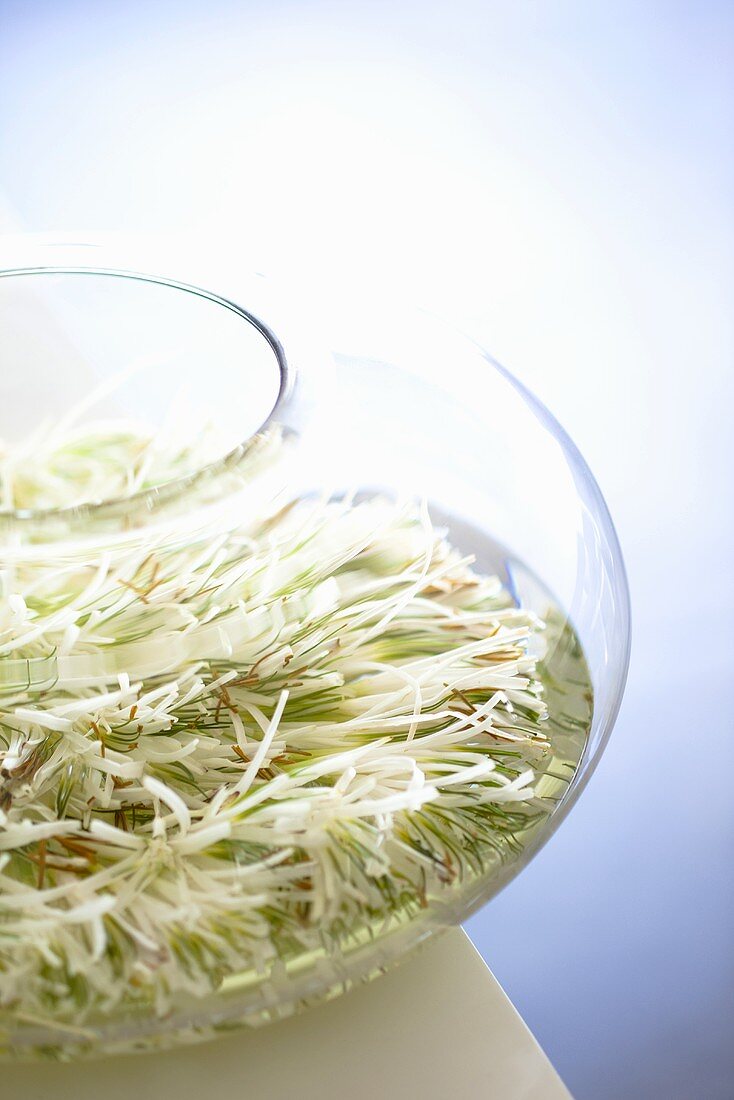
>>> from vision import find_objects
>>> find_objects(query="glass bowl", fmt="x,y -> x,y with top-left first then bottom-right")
0,239 -> 630,1059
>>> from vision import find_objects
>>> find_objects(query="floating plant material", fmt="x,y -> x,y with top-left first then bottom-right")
0,424 -> 589,1041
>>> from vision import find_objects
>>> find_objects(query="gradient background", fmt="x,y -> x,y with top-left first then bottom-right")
0,3 -> 732,1097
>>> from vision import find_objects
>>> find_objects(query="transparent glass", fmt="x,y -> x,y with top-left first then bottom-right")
0,239 -> 630,1059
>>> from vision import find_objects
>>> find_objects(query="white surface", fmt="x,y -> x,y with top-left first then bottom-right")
3,930 -> 570,1100
0,4 -> 732,1096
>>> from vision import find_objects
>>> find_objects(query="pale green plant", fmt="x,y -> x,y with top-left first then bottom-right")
0,427 -> 555,1029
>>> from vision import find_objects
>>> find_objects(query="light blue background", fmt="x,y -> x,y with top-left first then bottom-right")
1,3 -> 732,1096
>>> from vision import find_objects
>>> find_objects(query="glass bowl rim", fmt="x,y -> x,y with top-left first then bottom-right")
0,263 -> 292,531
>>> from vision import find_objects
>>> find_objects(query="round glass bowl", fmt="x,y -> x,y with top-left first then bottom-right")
0,241 -> 630,1059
